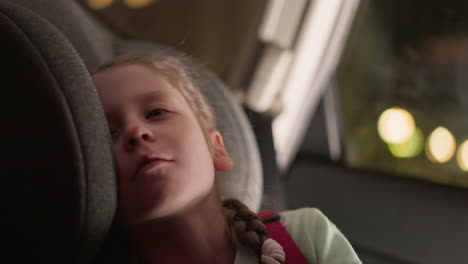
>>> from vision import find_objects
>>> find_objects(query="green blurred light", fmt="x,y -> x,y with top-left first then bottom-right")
388,127 -> 424,158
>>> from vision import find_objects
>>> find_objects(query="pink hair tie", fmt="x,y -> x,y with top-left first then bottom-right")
261,238 -> 286,264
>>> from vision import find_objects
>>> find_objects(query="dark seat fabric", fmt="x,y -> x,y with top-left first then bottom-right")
0,1 -> 116,263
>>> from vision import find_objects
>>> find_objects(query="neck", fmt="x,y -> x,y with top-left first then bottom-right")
130,191 -> 236,264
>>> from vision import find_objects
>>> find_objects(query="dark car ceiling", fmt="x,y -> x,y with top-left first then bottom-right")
77,0 -> 267,92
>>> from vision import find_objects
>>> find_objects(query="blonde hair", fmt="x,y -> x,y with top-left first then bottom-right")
93,54 -> 273,262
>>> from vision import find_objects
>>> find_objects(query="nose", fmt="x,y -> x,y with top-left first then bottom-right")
124,124 -> 155,150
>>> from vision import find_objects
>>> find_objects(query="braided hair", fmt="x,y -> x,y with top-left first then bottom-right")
222,198 -> 270,257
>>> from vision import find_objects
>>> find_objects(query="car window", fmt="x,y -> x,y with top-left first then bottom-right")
336,0 -> 468,188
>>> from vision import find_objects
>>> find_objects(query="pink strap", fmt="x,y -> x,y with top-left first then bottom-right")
258,211 -> 309,264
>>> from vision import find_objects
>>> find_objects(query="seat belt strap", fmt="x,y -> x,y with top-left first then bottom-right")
258,211 -> 309,264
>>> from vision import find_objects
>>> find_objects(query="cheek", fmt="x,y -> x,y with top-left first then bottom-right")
114,149 -> 132,181
186,132 -> 216,178
172,121 -> 214,173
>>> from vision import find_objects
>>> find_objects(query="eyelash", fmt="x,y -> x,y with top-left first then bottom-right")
146,108 -> 169,119
108,108 -> 169,139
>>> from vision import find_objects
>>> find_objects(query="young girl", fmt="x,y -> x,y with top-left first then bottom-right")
91,54 -> 362,264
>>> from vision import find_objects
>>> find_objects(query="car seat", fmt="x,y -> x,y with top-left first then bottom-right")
0,0 -> 263,262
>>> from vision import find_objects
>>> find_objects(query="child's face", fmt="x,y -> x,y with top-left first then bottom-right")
92,64 -> 232,228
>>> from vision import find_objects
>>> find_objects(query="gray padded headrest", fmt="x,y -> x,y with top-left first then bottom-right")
15,0 -> 263,212
0,1 -> 116,263
12,0 -> 114,70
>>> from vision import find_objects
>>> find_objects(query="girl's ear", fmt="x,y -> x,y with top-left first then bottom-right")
210,130 -> 234,171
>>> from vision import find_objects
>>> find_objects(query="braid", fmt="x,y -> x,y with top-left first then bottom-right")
222,198 -> 269,256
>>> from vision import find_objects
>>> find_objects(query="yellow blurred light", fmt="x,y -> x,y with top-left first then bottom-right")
123,0 -> 155,8
87,0 -> 114,10
426,127 -> 456,163
388,127 -> 424,158
378,107 -> 415,143
457,140 -> 468,171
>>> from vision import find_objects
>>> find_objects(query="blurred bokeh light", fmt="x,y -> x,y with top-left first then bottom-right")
426,127 -> 456,163
388,127 -> 424,158
457,140 -> 468,171
123,0 -> 156,8
87,0 -> 114,10
378,107 -> 415,144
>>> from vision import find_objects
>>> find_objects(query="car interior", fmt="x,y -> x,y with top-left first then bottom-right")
1,0 -> 467,264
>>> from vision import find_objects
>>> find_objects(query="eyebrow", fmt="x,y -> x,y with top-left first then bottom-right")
104,90 -> 171,123
135,90 -> 167,105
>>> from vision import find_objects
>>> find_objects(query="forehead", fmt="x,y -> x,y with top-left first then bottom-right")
93,64 -> 171,92
93,64 -> 180,101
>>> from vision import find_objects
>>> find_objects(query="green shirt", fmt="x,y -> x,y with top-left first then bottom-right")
234,208 -> 362,264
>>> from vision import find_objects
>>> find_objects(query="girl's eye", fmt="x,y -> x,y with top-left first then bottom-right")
146,108 -> 168,119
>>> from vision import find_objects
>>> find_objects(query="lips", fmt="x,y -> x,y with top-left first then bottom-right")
136,154 -> 173,176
